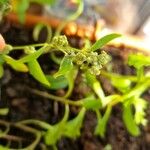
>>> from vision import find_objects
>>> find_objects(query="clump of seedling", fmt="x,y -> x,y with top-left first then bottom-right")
0,0 -> 150,150
0,31 -> 150,149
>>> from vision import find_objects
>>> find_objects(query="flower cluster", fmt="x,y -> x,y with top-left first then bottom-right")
73,50 -> 110,75
52,35 -> 69,47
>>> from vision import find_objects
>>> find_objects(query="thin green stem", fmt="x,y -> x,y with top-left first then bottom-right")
30,88 -> 83,106
18,120 -> 52,130
55,0 -> 84,36
14,123 -> 41,150
12,43 -> 46,50
137,67 -> 144,82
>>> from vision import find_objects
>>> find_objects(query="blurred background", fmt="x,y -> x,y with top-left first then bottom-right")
44,0 -> 150,37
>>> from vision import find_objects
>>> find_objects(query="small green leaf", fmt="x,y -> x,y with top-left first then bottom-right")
44,105 -> 69,145
28,60 -> 50,87
123,103 -> 140,136
16,0 -> 29,23
46,75 -> 68,90
128,53 -> 150,69
83,95 -> 102,110
64,66 -> 78,98
95,106 -> 112,138
111,77 -> 131,93
4,55 -> 28,72
91,34 -> 121,51
85,72 -> 105,105
133,98 -> 148,126
54,56 -> 73,78
64,108 -> 86,139
18,45 -> 48,63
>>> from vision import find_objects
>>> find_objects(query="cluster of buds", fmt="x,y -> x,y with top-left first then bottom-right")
51,35 -> 69,47
73,50 -> 110,75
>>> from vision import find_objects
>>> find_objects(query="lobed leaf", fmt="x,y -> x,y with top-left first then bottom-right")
95,106 -> 112,138
44,105 -> 69,145
64,108 -> 86,139
133,98 -> 148,126
91,34 -> 121,51
128,53 -> 150,69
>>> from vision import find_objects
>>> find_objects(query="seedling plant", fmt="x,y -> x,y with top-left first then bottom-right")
0,0 -> 150,150
0,32 -> 150,149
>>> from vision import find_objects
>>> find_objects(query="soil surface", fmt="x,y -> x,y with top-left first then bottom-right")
0,21 -> 150,150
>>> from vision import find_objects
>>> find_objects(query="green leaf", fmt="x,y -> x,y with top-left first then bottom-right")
83,95 -> 102,110
123,103 -> 140,136
46,75 -> 68,90
95,106 -> 112,138
44,105 -> 69,145
4,55 -> 28,72
54,56 -> 73,78
28,60 -> 50,87
91,34 -> 121,51
64,66 -> 78,98
133,98 -> 148,126
18,45 -> 48,63
128,53 -> 150,69
111,77 -> 131,93
16,0 -> 29,23
64,108 -> 86,139
85,72 -> 105,105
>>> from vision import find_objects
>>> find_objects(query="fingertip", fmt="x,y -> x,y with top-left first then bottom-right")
0,34 -> 6,51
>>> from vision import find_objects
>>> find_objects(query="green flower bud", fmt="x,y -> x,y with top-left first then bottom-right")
52,35 -> 68,47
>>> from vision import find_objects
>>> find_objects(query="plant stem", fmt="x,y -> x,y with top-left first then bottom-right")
30,88 -> 83,106
18,119 -> 52,130
12,43 -> 46,50
14,123 -> 41,150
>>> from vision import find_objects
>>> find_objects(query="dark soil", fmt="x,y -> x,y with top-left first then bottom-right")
0,21 -> 150,150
